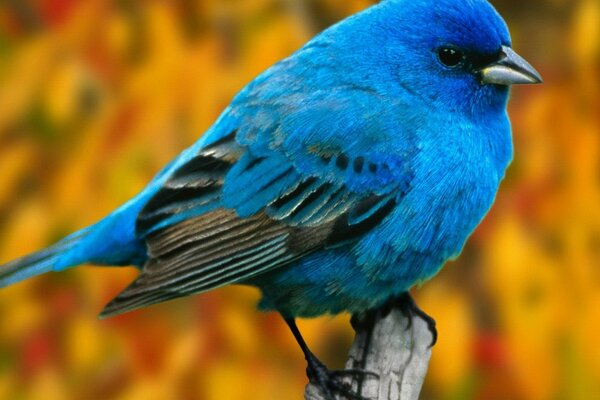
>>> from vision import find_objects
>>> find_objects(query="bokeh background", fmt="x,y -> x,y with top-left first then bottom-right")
0,0 -> 598,399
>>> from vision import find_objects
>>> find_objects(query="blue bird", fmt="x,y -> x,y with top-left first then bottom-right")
0,0 -> 541,398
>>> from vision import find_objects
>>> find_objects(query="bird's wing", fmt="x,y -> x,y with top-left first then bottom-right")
100,89 -> 415,317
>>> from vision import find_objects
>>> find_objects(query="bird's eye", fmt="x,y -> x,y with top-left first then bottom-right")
437,47 -> 465,68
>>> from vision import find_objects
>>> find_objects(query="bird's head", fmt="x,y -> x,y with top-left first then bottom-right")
332,0 -> 542,117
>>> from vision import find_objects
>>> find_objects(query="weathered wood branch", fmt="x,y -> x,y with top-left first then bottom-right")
305,307 -> 433,400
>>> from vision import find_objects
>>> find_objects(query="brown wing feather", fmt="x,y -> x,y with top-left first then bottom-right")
100,208 -> 333,317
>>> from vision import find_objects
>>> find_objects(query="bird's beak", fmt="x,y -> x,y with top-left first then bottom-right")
479,46 -> 543,85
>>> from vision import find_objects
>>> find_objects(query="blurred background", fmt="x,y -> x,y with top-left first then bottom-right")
0,0 -> 598,399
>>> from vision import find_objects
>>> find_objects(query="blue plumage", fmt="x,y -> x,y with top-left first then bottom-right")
0,0 -> 541,324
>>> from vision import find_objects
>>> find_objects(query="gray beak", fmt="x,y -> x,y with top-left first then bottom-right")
479,46 -> 543,85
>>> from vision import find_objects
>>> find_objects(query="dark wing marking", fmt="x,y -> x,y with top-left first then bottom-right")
100,136 -> 401,317
136,132 -> 244,235
100,208 -> 335,317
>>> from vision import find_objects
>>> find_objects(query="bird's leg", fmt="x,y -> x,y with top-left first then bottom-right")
283,317 -> 376,400
392,292 -> 437,347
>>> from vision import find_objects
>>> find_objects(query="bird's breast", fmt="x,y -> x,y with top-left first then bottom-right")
353,133 -> 506,287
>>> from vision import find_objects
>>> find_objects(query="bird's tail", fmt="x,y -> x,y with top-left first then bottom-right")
0,228 -> 91,288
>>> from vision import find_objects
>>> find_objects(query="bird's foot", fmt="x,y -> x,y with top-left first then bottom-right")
393,292 -> 437,347
306,351 -> 377,400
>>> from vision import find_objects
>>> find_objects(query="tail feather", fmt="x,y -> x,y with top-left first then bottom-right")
0,229 -> 89,288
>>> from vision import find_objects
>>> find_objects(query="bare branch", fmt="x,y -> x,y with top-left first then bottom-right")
305,308 -> 433,400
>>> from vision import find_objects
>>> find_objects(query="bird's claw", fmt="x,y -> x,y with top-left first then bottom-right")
330,368 -> 380,380
394,292 -> 438,347
306,353 -> 375,400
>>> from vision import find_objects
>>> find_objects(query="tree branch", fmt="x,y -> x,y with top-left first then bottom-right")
305,307 -> 433,400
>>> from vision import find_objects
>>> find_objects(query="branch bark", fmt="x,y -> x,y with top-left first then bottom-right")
305,307 -> 433,400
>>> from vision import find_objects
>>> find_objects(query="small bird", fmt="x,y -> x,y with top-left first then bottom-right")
0,0 -> 541,398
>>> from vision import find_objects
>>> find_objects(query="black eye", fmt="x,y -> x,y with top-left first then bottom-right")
437,47 -> 465,67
